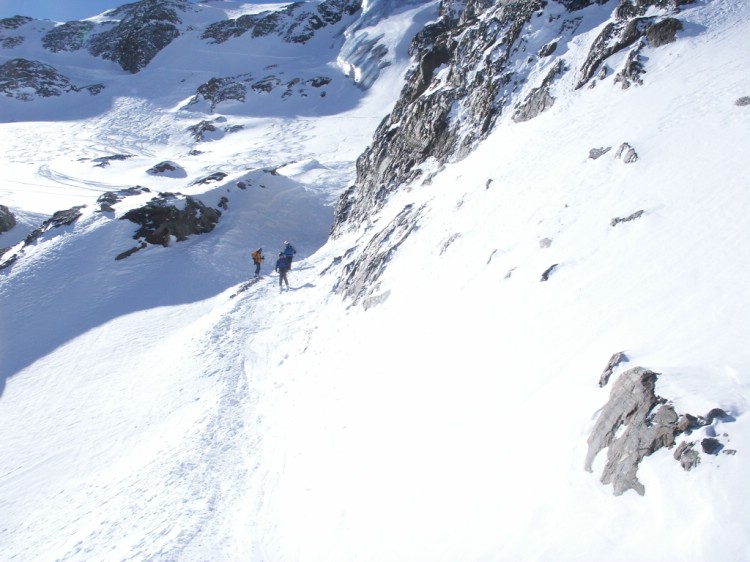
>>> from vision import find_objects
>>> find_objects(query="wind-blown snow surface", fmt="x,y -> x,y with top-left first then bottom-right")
1,0 -> 750,560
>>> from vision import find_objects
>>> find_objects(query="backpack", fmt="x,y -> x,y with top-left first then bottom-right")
252,250 -> 262,264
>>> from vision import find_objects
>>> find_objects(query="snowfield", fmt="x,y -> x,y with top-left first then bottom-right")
1,0 -> 750,560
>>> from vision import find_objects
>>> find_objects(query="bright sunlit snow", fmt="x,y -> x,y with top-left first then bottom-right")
1,0 -> 749,560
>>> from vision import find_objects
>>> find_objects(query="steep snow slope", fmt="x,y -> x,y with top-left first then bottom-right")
1,0 -> 750,560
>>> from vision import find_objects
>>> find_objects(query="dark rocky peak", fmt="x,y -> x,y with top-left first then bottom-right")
202,0 -> 361,45
0,58 -> 104,100
87,0 -> 191,73
1,15 -> 33,49
42,21 -> 96,53
332,0 -> 548,233
0,15 -> 32,30
331,0 -> 696,236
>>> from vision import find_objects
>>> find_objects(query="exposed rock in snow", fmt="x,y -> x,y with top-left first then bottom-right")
146,161 -> 186,178
586,367 -> 677,496
586,366 -> 737,495
598,351 -> 628,387
0,15 -> 32,30
42,21 -> 95,53
610,209 -> 644,227
92,154 -> 134,168
615,141 -> 638,162
88,0 -> 189,73
646,17 -> 683,47
201,0 -> 361,45
333,203 -> 424,303
0,58 -> 104,100
120,194 -> 222,250
735,96 -> 750,106
613,45 -> 645,89
96,186 -> 152,213
513,59 -> 565,122
0,206 -> 86,270
0,17 -> 28,49
589,146 -> 612,159
0,204 -> 16,234
190,172 -> 227,186
540,263 -> 559,282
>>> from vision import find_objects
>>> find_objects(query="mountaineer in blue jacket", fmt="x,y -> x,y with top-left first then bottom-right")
275,252 -> 290,291
283,241 -> 297,269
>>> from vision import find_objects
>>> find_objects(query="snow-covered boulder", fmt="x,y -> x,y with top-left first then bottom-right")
146,161 -> 186,178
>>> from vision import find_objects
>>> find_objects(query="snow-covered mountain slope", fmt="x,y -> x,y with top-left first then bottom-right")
2,0 -> 750,560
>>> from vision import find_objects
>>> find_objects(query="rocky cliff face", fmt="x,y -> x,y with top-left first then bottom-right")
0,58 -> 104,99
332,0 -> 693,234
201,0 -> 361,45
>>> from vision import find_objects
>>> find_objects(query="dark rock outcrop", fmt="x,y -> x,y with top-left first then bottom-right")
96,186 -> 151,212
540,263 -> 559,282
42,21 -> 95,52
202,0 -> 361,45
0,204 -> 16,234
187,119 -> 244,142
146,161 -> 186,177
0,17 -> 29,49
611,209 -> 644,227
182,75 -> 253,111
88,0 -> 189,73
735,96 -> 750,107
120,194 -> 221,250
646,17 -> 683,47
0,15 -> 32,30
0,58 -> 104,100
92,154 -> 134,168
1,206 -> 86,271
190,172 -> 227,186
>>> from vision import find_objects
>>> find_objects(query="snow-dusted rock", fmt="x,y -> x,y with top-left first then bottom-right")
202,0 -> 360,45
0,206 -> 86,270
615,141 -> 639,162
97,186 -> 151,213
146,161 -> 186,178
